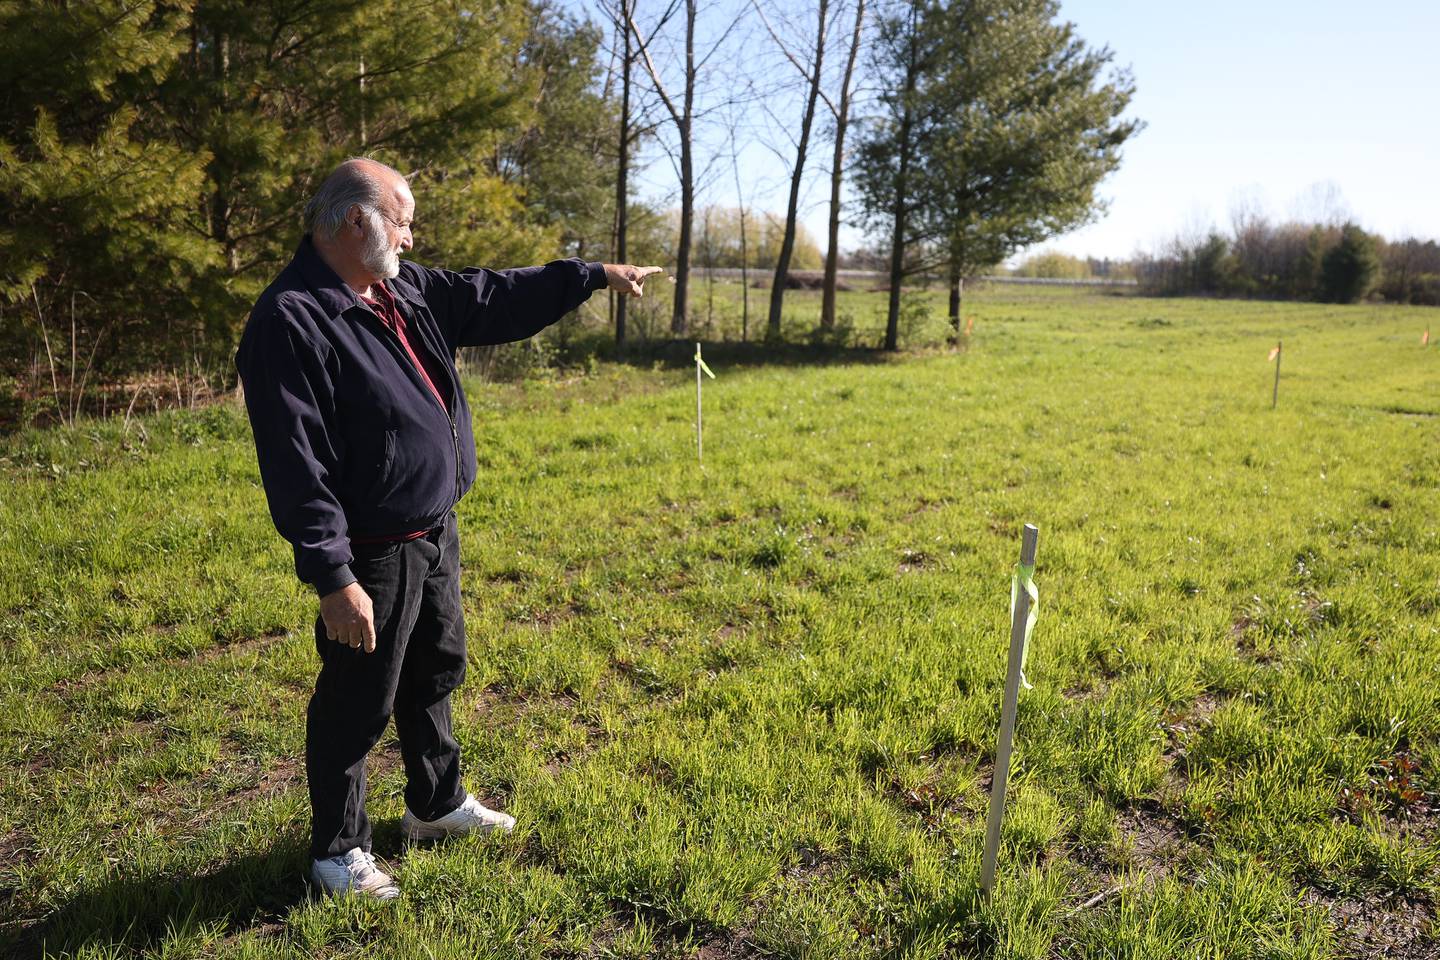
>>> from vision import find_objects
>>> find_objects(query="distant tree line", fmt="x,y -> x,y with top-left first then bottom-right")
1011,222 -> 1438,305
1009,251 -> 1132,281
620,205 -> 827,274
1135,220 -> 1439,305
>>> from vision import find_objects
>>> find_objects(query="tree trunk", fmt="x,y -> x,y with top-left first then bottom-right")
670,0 -> 697,336
948,255 -> 963,334
615,0 -> 631,348
673,130 -> 693,335
884,115 -> 914,352
358,54 -> 367,147
884,177 -> 906,351
703,205 -> 714,333
822,0 -> 864,331
739,204 -> 750,341
884,4 -> 919,352
729,142 -> 750,342
767,0 -> 829,341
210,29 -> 238,275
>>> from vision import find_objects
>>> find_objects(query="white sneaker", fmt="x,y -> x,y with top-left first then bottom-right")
400,793 -> 516,843
309,847 -> 400,900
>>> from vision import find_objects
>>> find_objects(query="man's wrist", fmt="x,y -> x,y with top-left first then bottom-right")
586,261 -> 609,292
313,563 -> 357,598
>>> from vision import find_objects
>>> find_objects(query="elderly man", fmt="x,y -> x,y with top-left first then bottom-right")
236,157 -> 658,899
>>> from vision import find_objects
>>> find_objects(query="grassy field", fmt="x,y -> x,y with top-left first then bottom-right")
1,284 -> 1437,958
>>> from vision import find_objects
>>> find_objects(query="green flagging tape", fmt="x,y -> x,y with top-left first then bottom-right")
1010,561 -> 1039,690
695,345 -> 715,379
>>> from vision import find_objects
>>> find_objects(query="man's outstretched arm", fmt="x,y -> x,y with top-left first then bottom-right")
405,259 -> 664,349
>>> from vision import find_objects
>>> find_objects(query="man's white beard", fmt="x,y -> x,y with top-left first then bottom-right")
360,209 -> 401,280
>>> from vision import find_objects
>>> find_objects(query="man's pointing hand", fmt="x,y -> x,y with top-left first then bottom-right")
604,264 -> 665,297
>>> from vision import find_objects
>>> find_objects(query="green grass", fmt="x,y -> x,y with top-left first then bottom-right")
1,285 -> 1438,958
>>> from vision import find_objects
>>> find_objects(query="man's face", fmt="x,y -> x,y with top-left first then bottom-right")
357,181 -> 415,282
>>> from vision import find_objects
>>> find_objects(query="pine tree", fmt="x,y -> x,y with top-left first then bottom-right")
855,0 -> 1139,345
161,0 -> 560,346
0,1 -> 216,393
1319,223 -> 1380,303
853,0 -> 943,351
500,2 -> 619,261
915,0 -> 1139,333
1,0 -> 626,417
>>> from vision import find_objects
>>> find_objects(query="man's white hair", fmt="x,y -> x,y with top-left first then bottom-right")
302,157 -> 406,239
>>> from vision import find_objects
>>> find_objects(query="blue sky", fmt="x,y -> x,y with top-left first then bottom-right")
577,0 -> 1439,262
1022,0 -> 1440,260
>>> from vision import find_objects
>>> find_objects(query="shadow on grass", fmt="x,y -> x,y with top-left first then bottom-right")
563,335 -> 909,373
7,838 -> 310,958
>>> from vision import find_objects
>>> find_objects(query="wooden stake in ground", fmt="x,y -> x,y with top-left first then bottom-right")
695,342 -> 715,462
1269,341 -> 1282,409
980,523 -> 1039,898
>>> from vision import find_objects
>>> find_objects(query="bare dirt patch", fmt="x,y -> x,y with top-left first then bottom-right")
185,627 -> 294,665
783,842 -> 839,883
1062,681 -> 1108,702
904,495 -> 949,519
1301,888 -> 1437,959
1337,752 -> 1437,841
211,755 -> 306,817
694,925 -> 764,959
1113,803 -> 1195,882
898,548 -> 935,572
463,684 -> 611,778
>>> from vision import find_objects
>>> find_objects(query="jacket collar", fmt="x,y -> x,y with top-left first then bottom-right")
292,235 -> 428,317
293,235 -> 366,320
386,265 -> 428,309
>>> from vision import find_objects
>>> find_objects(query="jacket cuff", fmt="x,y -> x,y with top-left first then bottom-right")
584,261 -> 609,292
312,563 -> 357,598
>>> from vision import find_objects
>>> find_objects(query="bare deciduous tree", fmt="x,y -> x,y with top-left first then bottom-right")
627,1 -> 698,335
600,0 -> 638,347
820,0 -> 864,331
752,0 -> 832,340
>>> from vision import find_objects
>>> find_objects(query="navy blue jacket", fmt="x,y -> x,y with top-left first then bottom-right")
236,237 -> 606,595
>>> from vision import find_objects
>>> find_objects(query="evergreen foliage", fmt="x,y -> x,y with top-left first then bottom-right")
500,2 -> 619,260
0,0 -> 616,424
1320,222 -> 1381,304
855,0 -> 1139,342
0,1 -> 215,374
919,1 -> 1137,278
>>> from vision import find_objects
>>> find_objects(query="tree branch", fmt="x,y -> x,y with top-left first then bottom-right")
748,0 -> 838,117
625,4 -> 683,127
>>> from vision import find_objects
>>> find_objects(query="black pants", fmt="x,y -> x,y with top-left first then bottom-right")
306,511 -> 468,859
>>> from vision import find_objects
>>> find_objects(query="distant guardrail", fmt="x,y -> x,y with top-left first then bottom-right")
693,267 -> 1137,287
978,275 -> 1138,286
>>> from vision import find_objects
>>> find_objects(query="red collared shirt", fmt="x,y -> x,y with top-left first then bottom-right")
361,281 -> 450,414
353,281 -> 450,544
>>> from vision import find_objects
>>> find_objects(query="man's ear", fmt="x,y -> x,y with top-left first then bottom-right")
348,204 -> 364,230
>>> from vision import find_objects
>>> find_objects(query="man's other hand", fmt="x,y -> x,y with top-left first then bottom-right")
604,264 -> 665,297
320,582 -> 377,653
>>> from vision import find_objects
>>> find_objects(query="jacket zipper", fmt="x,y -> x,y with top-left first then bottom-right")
361,305 -> 462,509
419,316 -> 464,507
